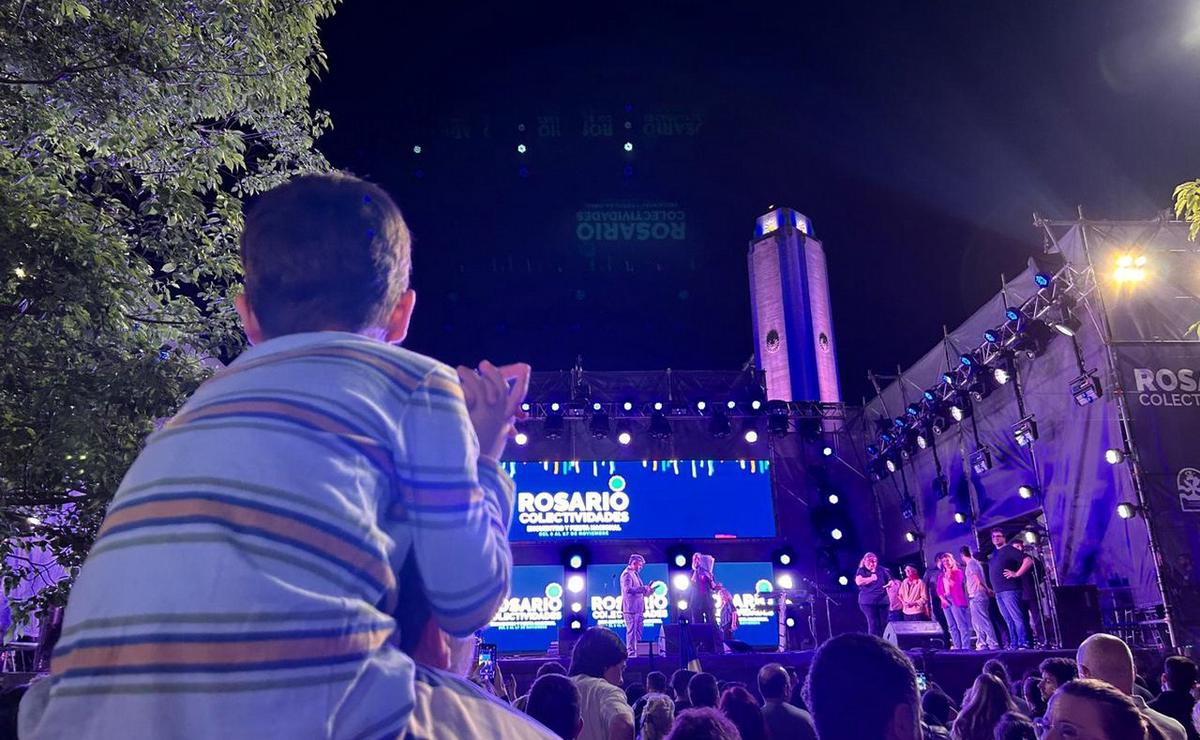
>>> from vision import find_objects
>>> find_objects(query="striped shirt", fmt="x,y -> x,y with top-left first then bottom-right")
27,332 -> 515,740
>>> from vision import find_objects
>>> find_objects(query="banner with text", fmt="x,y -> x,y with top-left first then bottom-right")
482,565 -> 565,653
708,561 -> 780,647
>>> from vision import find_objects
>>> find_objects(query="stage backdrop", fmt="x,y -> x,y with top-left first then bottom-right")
482,565 -> 565,653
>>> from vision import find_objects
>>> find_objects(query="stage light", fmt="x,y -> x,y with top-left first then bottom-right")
779,553 -> 792,566
785,617 -> 796,628
960,353 -> 975,367
568,554 -> 583,569
1113,253 -> 1147,283
567,575 -> 584,593
1052,315 -> 1082,337
900,493 -> 917,520
514,431 -> 529,446
915,432 -> 929,450
838,575 -> 849,586
1023,531 -> 1038,544
517,143 -> 527,154
993,367 -> 1011,385
592,402 -> 603,412
673,554 -> 688,568
743,428 -> 759,443
1012,416 -> 1039,447
544,414 -> 565,440
906,403 -> 921,417
624,141 -> 634,152
1005,307 -> 1024,323
649,412 -> 672,440
696,400 -> 707,411
726,400 -> 737,410
776,574 -> 794,589
677,600 -> 689,611
950,395 -> 972,422
550,402 -> 561,412
1010,320 -> 1053,359
822,445 -> 834,457
923,390 -> 936,402
1034,272 -> 1053,289
1116,502 -> 1137,519
708,411 -> 732,438
623,401 -> 634,411
953,512 -> 967,524
1105,448 -> 1127,465
750,399 -> 762,411
827,493 -> 839,505
931,415 -> 949,436
589,412 -> 611,439
766,400 -> 790,436
830,528 -> 843,540
412,145 -> 422,154
571,602 -> 583,613
905,531 -> 916,543
570,618 -> 582,630
673,573 -> 690,591
653,401 -> 664,411
984,328 -> 1002,344
25,516 -> 41,526
1018,484 -> 1036,500
970,446 -> 993,474
885,458 -> 898,473
942,371 -> 957,386
617,429 -> 632,445
1071,373 -> 1103,405
521,402 -> 531,412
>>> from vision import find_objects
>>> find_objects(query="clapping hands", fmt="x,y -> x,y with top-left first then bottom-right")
456,361 -> 531,460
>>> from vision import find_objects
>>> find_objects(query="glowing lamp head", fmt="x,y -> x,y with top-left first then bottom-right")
696,401 -> 706,411
514,431 -> 529,446
550,402 -> 561,413
830,528 -> 843,541
570,618 -> 582,630
905,531 -> 916,543
623,401 -> 634,411
592,402 -> 602,412
1116,502 -> 1136,520
516,143 -> 527,154
624,141 -> 634,152
673,554 -> 688,568
672,573 -> 690,591
676,600 -> 689,611
785,617 -> 796,628
779,553 -> 792,566
1034,272 -> 1052,288
751,400 -> 762,411
993,367 -> 1011,385
953,512 -> 966,524
1114,253 -> 1148,283
25,516 -> 41,526
617,430 -> 632,445
567,575 -> 584,593
822,445 -> 834,457
950,405 -> 965,422
1023,531 -> 1038,544
1105,448 -> 1126,465
885,459 -> 898,474
1018,485 -> 1035,499
838,575 -> 849,586
827,493 -> 840,505
571,602 -> 583,613
744,429 -> 759,443
776,574 -> 794,590
568,554 -> 583,569
726,400 -> 737,410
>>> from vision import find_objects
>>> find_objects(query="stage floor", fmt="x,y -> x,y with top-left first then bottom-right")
500,647 -> 1123,702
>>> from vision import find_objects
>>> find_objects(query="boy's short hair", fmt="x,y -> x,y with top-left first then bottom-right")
803,633 -> 918,740
240,172 -> 412,339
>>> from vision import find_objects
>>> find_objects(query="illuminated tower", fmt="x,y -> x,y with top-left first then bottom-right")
747,207 -> 841,403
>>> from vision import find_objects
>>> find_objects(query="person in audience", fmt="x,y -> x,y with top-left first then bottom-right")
641,693 -> 676,740
1020,676 -> 1046,719
1192,702 -> 1200,740
951,674 -> 1018,740
665,708 -> 743,740
856,552 -> 893,636
981,660 -> 1031,716
757,663 -> 816,740
570,627 -> 637,740
788,671 -> 809,712
922,689 -> 958,730
24,172 -> 532,739
1038,658 -> 1078,703
528,674 -> 585,740
719,686 -> 767,740
1039,678 -> 1163,740
627,683 -> 648,710
936,553 -> 971,650
1077,633 -> 1185,740
1150,656 -> 1200,740
992,712 -> 1037,740
804,632 -> 922,740
900,564 -> 929,621
960,547 -> 999,650
988,529 -> 1032,649
517,662 -> 572,711
673,669 -> 698,711
647,671 -> 669,695
690,672 -> 721,710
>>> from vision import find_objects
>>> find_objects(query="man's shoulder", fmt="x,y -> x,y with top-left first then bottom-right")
410,665 -> 556,739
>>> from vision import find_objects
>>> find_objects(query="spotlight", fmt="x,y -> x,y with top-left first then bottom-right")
750,399 -> 762,411
949,395 -> 972,422
743,428 -> 760,444
1012,416 -> 1039,447
776,574 -> 794,589
967,375 -> 994,402
915,431 -> 930,450
726,400 -> 737,410
676,600 -> 689,611
544,414 -> 565,440
1070,373 -> 1103,405
550,402 -> 562,412
1023,531 -> 1038,544
521,402 -> 531,412
25,516 -> 41,526
514,431 -> 529,446
930,415 -> 949,436
885,458 -> 898,474
838,575 -> 849,586
653,401 -> 664,411
785,617 -> 796,628
941,371 -> 957,386
992,366 -> 1011,385
617,429 -> 633,446
766,401 -> 790,436
822,445 -> 834,457
672,573 -> 690,591
568,554 -> 583,569
906,403 -> 921,417
567,575 -> 584,593
1113,253 -> 1148,283
1005,307 -> 1025,324
649,412 -> 672,440
1052,315 -> 1082,337
1010,320 -> 1053,359
571,602 -> 583,613
592,402 -> 603,412
779,553 -> 792,566
412,145 -> 422,154
953,512 -> 967,524
984,328 -> 1002,344
1018,484 -> 1036,500
900,494 -> 917,520
830,528 -> 843,540
624,141 -> 634,152
970,447 -> 993,474
696,400 -> 707,411
517,143 -> 527,154
622,401 -> 634,411
905,531 -> 916,543
827,493 -> 839,505
1105,448 -> 1126,465
589,411 -> 611,439
923,390 -> 937,402
960,353 -> 975,367
1034,272 -> 1053,289
673,554 -> 688,568
708,411 -> 732,438
570,618 -> 583,630
1116,502 -> 1137,519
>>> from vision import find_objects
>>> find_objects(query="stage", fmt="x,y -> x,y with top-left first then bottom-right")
499,646 -> 1167,702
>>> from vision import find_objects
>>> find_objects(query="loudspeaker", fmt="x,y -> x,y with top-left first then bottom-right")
726,639 -> 753,653
1054,585 -> 1102,647
663,623 -> 721,655
883,621 -> 947,650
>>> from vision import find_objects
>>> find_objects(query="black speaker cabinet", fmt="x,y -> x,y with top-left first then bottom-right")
663,623 -> 721,655
883,620 -> 947,650
1054,585 -> 1102,647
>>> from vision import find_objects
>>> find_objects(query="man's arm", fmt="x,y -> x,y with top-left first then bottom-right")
608,713 -> 635,740
398,365 -> 515,636
1004,556 -> 1035,580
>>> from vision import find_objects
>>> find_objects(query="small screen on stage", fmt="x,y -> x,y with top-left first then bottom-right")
713,561 -> 779,647
505,459 -> 776,541
481,565 -> 564,654
586,563 -> 670,641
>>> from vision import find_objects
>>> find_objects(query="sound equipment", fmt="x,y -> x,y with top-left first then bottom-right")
883,621 -> 947,650
725,639 -> 753,653
663,623 -> 721,655
1054,585 -> 1102,647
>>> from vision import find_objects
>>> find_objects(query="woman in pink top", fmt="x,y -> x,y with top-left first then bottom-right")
936,553 -> 973,650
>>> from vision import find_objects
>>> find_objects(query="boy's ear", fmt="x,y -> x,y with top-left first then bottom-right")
234,292 -> 266,346
385,289 -> 417,344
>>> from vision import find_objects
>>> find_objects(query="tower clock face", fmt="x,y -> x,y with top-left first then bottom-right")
765,329 -> 781,352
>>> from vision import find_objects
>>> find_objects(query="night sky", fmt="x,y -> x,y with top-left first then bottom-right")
311,1 -> 1200,400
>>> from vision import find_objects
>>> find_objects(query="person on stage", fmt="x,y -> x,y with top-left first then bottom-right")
854,552 -> 891,636
1013,540 -> 1047,647
936,552 -> 971,650
717,583 -> 739,642
960,546 -> 1000,650
989,528 -> 1033,648
899,564 -> 929,621
691,553 -> 717,627
620,554 -> 654,657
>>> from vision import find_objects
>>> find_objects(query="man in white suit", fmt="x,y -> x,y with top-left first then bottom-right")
620,554 -> 654,657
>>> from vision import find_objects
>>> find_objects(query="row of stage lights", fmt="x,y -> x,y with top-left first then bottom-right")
513,398 -> 835,455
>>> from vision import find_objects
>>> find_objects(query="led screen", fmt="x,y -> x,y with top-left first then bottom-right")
481,565 -> 564,653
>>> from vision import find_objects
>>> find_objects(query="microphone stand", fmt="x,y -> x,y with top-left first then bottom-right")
802,578 -> 840,645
